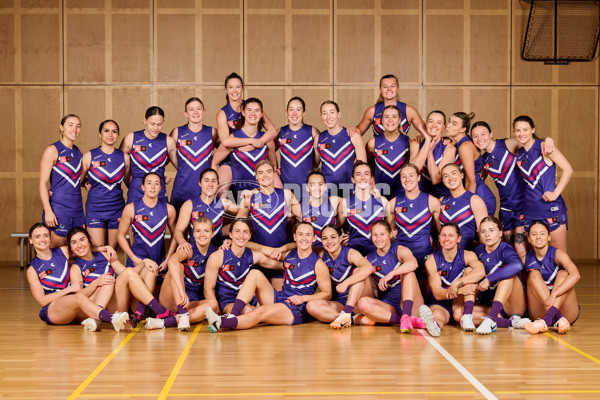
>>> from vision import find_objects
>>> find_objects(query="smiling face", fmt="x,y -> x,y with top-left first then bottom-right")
184,100 -> 206,125
256,162 -> 275,187
229,220 -> 252,248
528,223 -> 551,250
445,115 -> 466,138
441,164 -> 463,191
370,223 -> 391,250
380,77 -> 399,101
307,173 -> 327,199
99,121 -> 119,147
321,227 -> 342,254
242,101 -> 263,127
352,164 -> 372,190
60,116 -> 81,142
426,112 -> 445,139
479,220 -> 502,248
294,224 -> 316,250
514,121 -> 535,146
199,170 -> 219,197
144,114 -> 164,137
141,174 -> 162,198
400,165 -> 420,192
321,104 -> 340,130
287,99 -> 305,127
382,107 -> 400,133
225,78 -> 243,102
29,226 -> 51,252
471,125 -> 493,151
439,225 -> 461,250
69,232 -> 92,259
193,221 -> 213,247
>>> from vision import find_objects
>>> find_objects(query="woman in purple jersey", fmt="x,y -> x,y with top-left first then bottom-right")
276,97 -> 320,200
81,120 -> 129,250
119,106 -> 178,203
27,223 -> 129,332
410,110 -> 456,198
444,112 -> 496,215
39,114 -> 84,247
524,221 -> 580,335
514,116 -> 572,252
472,217 -> 528,335
214,73 -> 278,190
355,74 -> 427,138
301,170 -> 342,246
173,168 -> 239,250
170,97 -> 217,211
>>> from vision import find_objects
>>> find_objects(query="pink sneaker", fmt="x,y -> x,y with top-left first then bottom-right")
400,314 -> 413,333
524,319 -> 548,335
353,314 -> 376,326
554,317 -> 571,334
411,316 -> 426,329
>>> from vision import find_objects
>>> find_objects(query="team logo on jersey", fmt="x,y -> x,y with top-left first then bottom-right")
395,207 -> 408,214
134,145 -> 147,152
349,209 -> 362,215
83,268 -> 95,278
39,268 -> 52,279
547,217 -> 557,224
439,270 -> 448,276
223,264 -> 236,272
319,143 -> 331,150
179,139 -> 193,146
186,260 -> 198,268
485,161 -> 493,169
442,205 -> 450,211
376,149 -> 389,156
279,138 -> 292,145
328,267 -> 334,273
374,118 -> 381,125
59,156 -> 72,163
93,161 -> 107,168
135,215 -> 149,222
252,203 -> 265,210
374,265 -> 382,272
284,262 -> 295,270
192,211 -> 204,219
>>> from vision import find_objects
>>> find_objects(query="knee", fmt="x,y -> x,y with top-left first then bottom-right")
305,300 -> 324,316
453,307 -> 463,321
207,299 -> 219,312
74,292 -> 89,305
357,297 -> 373,313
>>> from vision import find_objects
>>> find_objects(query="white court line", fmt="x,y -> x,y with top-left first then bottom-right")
418,329 -> 498,400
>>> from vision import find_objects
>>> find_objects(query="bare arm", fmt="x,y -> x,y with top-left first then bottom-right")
350,131 -> 367,163
470,195 -> 488,231
173,199 -> 193,254
409,135 -> 431,171
166,136 -> 178,170
406,104 -> 427,139
39,145 -> 58,227
81,151 -> 91,188
425,256 -> 447,301
429,144 -> 456,185
429,195 -> 442,233
543,147 -> 573,202
458,142 -> 478,193
291,260 -> 332,304
365,138 -> 375,161
160,204 -> 179,271
338,248 -> 374,289
203,250 -> 223,305
548,249 -> 580,299
356,105 -> 375,135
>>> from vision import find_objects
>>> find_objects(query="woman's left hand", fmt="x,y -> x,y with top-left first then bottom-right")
542,191 -> 559,202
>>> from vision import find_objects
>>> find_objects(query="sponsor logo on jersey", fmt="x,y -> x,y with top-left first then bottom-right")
319,143 -> 331,150
223,264 -> 235,272
83,268 -> 95,278
179,139 -> 193,146
550,206 -> 559,212
395,207 -> 408,213
252,203 -> 265,210
375,265 -> 382,272
439,270 -> 448,276
134,145 -> 147,152
39,268 -> 52,279
192,211 -> 204,219
135,215 -> 149,221
517,160 -> 525,167
93,161 -> 107,168
284,262 -> 295,270
442,205 -> 450,210
349,209 -> 361,215
485,161 -> 493,169
376,149 -> 388,156
279,138 -> 292,145
374,118 -> 381,125
186,260 -> 198,267
547,217 -> 557,224
59,156 -> 72,163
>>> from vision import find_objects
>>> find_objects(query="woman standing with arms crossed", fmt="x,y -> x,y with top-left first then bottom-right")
81,120 -> 129,249
39,114 -> 84,247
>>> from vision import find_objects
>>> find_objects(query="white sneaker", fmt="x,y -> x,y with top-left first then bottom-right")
177,313 -> 190,332
419,305 -> 441,337
111,311 -> 130,333
81,318 -> 99,332
205,307 -> 222,333
476,317 -> 497,335
510,315 -> 531,329
146,317 -> 165,330
460,314 -> 475,332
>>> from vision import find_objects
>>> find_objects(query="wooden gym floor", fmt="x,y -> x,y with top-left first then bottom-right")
0,263 -> 599,400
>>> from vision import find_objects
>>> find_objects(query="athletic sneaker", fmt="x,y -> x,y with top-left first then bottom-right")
419,305 -> 441,337
178,313 -> 190,332
128,311 -> 143,328
460,314 -> 476,332
146,317 -> 165,330
554,317 -> 571,334
400,314 -> 413,333
205,307 -> 222,333
353,314 -> 376,326
510,315 -> 531,329
111,311 -> 130,333
330,311 -> 352,329
411,316 -> 426,329
524,318 -> 548,334
81,318 -> 99,332
476,317 -> 497,335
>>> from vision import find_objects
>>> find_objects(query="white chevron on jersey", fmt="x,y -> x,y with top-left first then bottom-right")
373,261 -> 402,287
375,148 -> 409,179
281,137 -> 313,168
487,152 -> 515,186
285,269 -> 316,289
251,201 -> 287,234
347,209 -> 384,239
132,215 -> 167,247
518,156 -> 549,189
131,148 -> 167,173
89,163 -> 126,190
53,162 -> 81,188
441,269 -> 464,287
177,140 -> 213,170
442,205 -> 474,228
396,208 -> 432,238
232,147 -> 268,175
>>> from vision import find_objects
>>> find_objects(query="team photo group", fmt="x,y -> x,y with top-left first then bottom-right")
29,72 -> 581,339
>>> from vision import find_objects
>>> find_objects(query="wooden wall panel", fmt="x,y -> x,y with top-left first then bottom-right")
111,87 -> 153,140
470,15 -> 509,84
112,0 -> 150,9
382,0 -> 420,9
246,14 -> 286,84
468,88 -> 510,138
22,88 -> 62,173
335,15 -> 375,83
64,87 -> 106,152
21,14 -> 60,83
66,13 -> 105,83
157,14 -> 195,83
0,88 -> 16,172
381,15 -> 420,85
22,0 -> 58,7
157,0 -> 194,7
112,14 -> 151,83
292,0 -> 327,9
0,179 -> 17,260
67,0 -> 103,9
201,88 -> 229,128
511,88 -> 552,137
291,15 -> 330,84
23,177 -> 42,238
203,0 -> 239,8
512,14 -> 552,85
425,15 -> 463,84
335,88 -> 376,133
424,87 -> 465,119
0,14 -> 15,82
337,0 -> 374,9
245,87 -> 287,129
472,0 -> 508,10
248,0 -> 283,9
157,88 -> 201,132
564,179 -> 596,259
202,14 -> 242,84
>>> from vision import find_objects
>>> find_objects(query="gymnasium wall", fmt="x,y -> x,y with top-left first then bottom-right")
0,0 -> 598,261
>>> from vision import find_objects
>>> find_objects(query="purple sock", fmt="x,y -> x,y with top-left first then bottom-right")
230,299 -> 247,316
98,309 -> 112,323
389,313 -> 401,325
135,302 -> 147,316
495,316 -> 512,328
543,306 -> 559,326
221,316 -> 239,329
463,301 -> 474,315
177,305 -> 187,315
164,316 -> 178,327
488,301 -> 504,322
343,305 -> 354,314
401,300 -> 413,317
553,310 -> 564,324
147,299 -> 169,318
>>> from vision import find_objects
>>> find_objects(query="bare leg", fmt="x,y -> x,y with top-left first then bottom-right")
236,270 -> 275,305
527,272 -> 551,320
87,227 -> 108,247
401,272 -> 424,317
306,300 -> 343,322
430,305 -> 451,331
188,299 -> 219,323
233,303 -> 295,330
356,297 -> 397,323
107,229 -> 119,251
51,232 -> 66,248
217,165 -> 233,196
549,224 -> 567,252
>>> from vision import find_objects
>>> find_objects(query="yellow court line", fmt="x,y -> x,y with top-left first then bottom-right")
68,325 -> 143,400
497,390 -> 600,394
82,391 -> 478,397
543,332 -> 600,365
157,323 -> 203,400
579,303 -> 600,306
